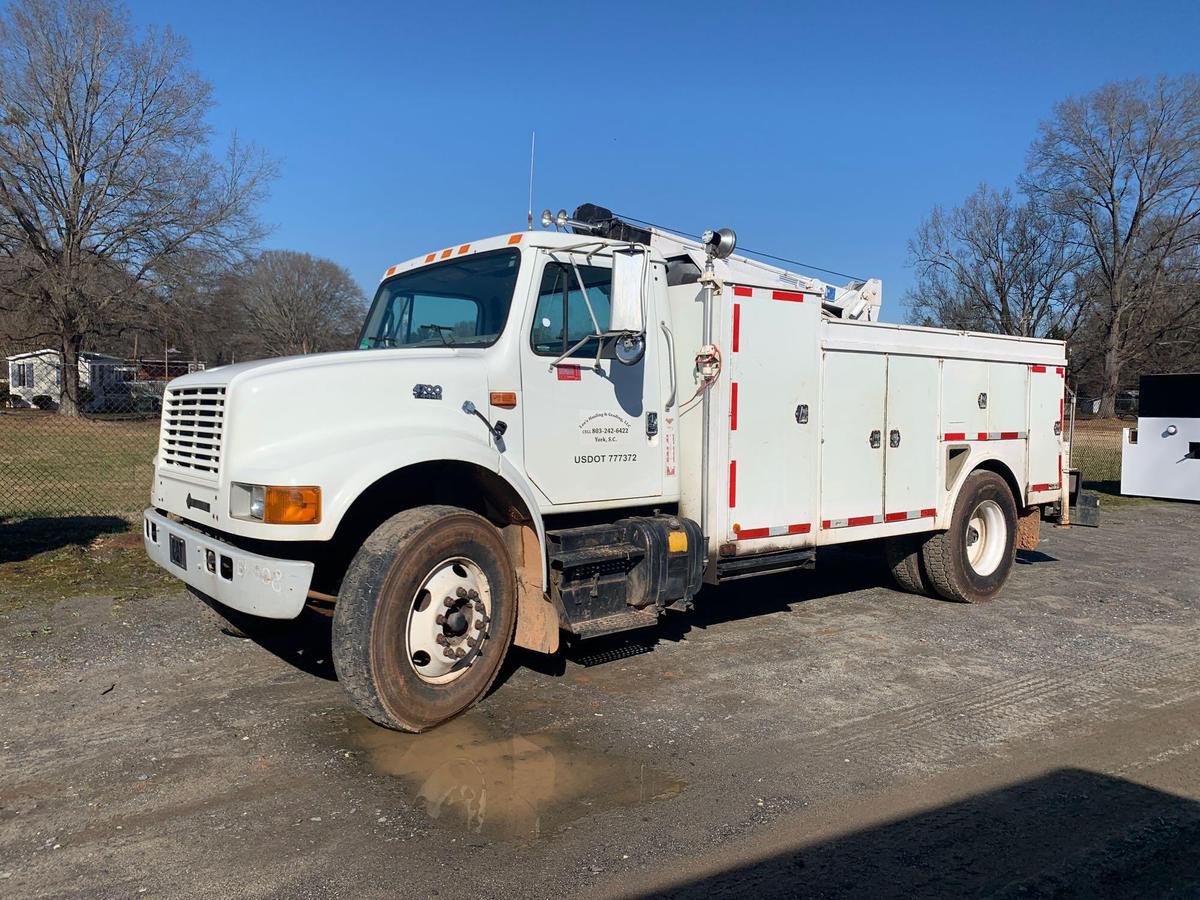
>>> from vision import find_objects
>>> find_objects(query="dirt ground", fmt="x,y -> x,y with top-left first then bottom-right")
2,500 -> 1199,899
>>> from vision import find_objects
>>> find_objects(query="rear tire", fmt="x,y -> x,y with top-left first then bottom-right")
921,470 -> 1018,603
884,535 -> 929,595
332,506 -> 517,733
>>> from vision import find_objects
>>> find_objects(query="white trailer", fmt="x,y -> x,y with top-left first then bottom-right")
143,205 -> 1069,732
1121,373 -> 1200,501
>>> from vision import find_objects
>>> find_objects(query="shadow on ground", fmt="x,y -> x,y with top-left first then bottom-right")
233,542 -> 919,687
0,515 -> 130,563
640,768 -> 1200,898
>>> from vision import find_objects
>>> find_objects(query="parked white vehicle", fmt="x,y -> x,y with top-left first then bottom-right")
143,205 -> 1070,732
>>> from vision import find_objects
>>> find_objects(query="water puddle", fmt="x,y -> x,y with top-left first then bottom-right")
348,715 -> 684,839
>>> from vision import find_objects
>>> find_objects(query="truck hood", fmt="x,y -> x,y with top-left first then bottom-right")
165,348 -> 498,487
169,347 -> 469,390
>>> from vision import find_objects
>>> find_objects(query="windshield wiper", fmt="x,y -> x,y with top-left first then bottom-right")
420,324 -> 456,346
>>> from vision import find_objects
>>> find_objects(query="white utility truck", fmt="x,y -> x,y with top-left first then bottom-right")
143,205 -> 1069,732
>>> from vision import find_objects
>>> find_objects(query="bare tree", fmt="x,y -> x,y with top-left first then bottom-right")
0,0 -> 273,415
237,250 -> 365,358
1024,76 -> 1200,417
905,185 -> 1082,338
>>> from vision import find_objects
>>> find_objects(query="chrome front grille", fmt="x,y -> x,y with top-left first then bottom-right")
159,386 -> 226,479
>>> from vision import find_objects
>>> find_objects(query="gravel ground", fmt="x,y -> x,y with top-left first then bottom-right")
2,501 -> 1199,898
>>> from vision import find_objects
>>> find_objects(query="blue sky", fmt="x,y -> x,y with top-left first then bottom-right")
127,0 -> 1199,321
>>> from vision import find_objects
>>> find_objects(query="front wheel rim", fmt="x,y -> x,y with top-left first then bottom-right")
964,499 -> 1006,576
405,557 -> 493,685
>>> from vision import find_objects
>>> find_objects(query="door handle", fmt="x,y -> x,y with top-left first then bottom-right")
889,429 -> 901,448
660,321 -> 676,410
795,403 -> 809,424
869,429 -> 881,449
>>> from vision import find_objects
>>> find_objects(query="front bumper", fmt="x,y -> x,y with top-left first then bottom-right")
142,508 -> 314,619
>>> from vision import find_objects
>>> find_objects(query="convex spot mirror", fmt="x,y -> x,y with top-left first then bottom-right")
610,249 -> 648,366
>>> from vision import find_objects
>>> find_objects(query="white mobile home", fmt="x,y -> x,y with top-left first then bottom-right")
6,349 -> 128,409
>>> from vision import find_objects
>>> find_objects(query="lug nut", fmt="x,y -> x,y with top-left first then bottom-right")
443,647 -> 456,659
454,648 -> 466,659
443,596 -> 455,608
467,589 -> 479,600
473,599 -> 485,611
435,634 -> 447,645
435,613 -> 446,625
456,587 -> 468,598
467,637 -> 478,648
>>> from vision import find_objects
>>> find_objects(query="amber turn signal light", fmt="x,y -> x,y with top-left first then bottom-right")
489,391 -> 518,409
263,486 -> 321,524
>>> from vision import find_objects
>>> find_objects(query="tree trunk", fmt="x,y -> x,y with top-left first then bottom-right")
1098,287 -> 1122,419
59,333 -> 83,418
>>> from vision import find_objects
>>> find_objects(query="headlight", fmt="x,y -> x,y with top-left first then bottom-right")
232,483 -> 321,524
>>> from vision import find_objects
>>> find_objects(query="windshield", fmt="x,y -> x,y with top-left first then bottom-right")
358,248 -> 521,349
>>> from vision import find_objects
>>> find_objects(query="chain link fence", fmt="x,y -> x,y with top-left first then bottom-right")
1068,393 -> 1133,492
0,351 -> 185,522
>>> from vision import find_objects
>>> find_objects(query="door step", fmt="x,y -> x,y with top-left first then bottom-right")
571,608 -> 659,640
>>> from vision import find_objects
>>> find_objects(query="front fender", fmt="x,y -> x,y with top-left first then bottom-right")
295,432 -> 548,593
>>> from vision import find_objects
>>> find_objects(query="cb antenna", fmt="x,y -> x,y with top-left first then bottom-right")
526,131 -> 536,230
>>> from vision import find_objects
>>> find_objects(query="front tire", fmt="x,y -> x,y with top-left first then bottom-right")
332,506 -> 518,732
920,470 -> 1018,603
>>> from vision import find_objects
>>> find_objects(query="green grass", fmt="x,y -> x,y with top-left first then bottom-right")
0,409 -> 159,519
0,517 -> 179,610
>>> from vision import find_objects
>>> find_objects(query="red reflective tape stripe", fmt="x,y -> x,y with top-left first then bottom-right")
977,432 -> 989,441
787,523 -> 812,534
732,304 -> 741,352
821,519 -> 832,529
736,527 -> 769,540
1031,483 -> 1053,492
728,460 -> 736,508
920,508 -> 937,518
771,289 -> 805,303
944,432 -> 966,441
1031,365 -> 1047,373
1056,367 -> 1064,376
1000,431 -> 1019,440
846,515 -> 876,527
733,285 -> 753,297
884,512 -> 908,523
730,382 -> 738,431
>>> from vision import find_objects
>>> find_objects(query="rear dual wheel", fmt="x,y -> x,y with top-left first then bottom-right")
332,506 -> 517,733
886,470 -> 1018,604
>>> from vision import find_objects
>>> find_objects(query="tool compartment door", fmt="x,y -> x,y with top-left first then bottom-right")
726,287 -> 819,543
820,351 -> 887,528
884,355 -> 940,520
1027,365 -> 1064,492
941,358 -> 989,440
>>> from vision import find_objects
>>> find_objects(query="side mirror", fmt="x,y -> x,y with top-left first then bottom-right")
610,249 -> 647,359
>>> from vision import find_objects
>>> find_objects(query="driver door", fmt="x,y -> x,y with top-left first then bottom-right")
520,252 -> 663,505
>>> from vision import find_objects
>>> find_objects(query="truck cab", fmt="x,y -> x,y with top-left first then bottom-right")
144,207 -> 1069,733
